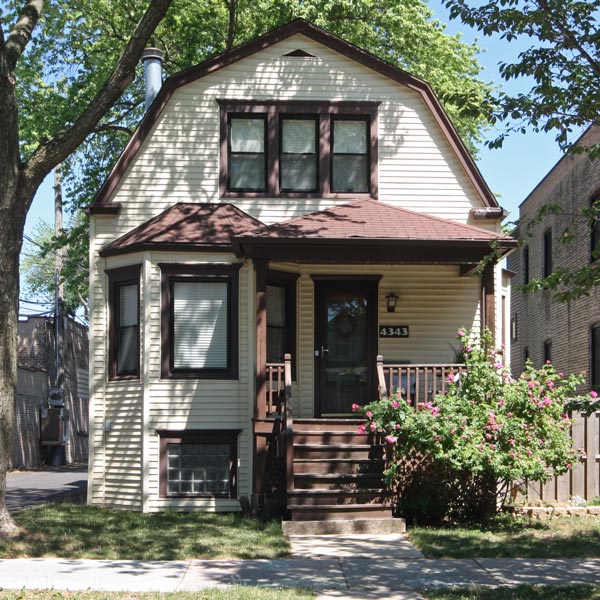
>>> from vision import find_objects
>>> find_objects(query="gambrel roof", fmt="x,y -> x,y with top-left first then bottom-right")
89,19 -> 499,214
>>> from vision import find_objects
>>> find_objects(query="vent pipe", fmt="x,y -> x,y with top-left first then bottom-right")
142,47 -> 164,111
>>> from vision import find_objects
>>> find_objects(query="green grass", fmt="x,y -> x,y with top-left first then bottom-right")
408,515 -> 600,558
0,504 -> 288,560
423,584 -> 600,599
0,591 -> 313,600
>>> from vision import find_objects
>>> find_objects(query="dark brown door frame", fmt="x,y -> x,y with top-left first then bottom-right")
312,276 -> 380,417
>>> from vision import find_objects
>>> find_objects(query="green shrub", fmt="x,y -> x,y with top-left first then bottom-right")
355,328 -> 592,524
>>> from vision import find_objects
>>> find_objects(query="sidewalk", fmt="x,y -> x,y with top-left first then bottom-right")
1,534 -> 599,600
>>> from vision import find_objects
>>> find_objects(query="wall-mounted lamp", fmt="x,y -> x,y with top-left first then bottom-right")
386,291 -> 398,313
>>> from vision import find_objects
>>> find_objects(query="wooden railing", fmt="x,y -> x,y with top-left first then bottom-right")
377,355 -> 466,405
266,362 -> 286,417
283,353 -> 294,494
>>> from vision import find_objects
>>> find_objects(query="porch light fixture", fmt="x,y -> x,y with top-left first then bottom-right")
386,291 -> 398,313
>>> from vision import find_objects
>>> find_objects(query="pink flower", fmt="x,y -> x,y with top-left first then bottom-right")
543,397 -> 551,406
528,381 -> 535,389
390,400 -> 399,409
457,329 -> 466,337
546,360 -> 551,364
351,403 -> 361,412
369,421 -> 377,432
431,407 -> 440,416
357,424 -> 366,434
447,373 -> 456,383
497,400 -> 505,406
465,346 -> 473,353
450,429 -> 456,435
384,435 -> 398,445
494,362 -> 504,370
395,423 -> 401,430
366,411 -> 373,418
508,438 -> 516,446
591,390 -> 598,398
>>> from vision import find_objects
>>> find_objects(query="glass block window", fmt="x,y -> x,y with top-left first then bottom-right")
228,116 -> 266,191
332,119 -> 368,192
159,431 -> 239,498
167,443 -> 231,495
280,118 -> 317,191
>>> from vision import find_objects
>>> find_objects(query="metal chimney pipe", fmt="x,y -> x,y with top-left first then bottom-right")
142,47 -> 164,111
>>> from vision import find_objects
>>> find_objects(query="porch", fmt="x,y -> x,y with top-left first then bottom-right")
256,356 -> 466,521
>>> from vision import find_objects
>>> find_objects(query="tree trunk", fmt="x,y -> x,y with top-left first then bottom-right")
0,53 -> 26,538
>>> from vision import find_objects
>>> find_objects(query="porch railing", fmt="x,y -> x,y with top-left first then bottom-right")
377,355 -> 466,405
266,362 -> 286,417
283,353 -> 294,494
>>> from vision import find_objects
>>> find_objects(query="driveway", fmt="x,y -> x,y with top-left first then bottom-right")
6,465 -> 87,512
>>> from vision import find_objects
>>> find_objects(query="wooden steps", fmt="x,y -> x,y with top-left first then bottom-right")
287,418 -> 393,522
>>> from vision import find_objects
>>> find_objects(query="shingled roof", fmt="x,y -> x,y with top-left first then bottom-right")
99,203 -> 262,257
232,199 -> 517,263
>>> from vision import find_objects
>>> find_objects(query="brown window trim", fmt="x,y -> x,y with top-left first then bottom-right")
267,270 -> 300,379
218,100 -> 379,199
159,263 -> 242,380
107,264 -> 142,381
158,429 -> 240,499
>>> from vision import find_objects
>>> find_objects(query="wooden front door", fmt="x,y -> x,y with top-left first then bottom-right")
314,279 -> 378,416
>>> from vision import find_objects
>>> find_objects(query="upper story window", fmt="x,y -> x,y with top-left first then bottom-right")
219,100 -> 378,198
522,245 -> 529,285
160,264 -> 241,379
107,265 -> 142,380
543,229 -> 552,278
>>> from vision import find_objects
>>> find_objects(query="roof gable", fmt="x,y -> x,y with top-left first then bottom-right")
89,19 -> 497,214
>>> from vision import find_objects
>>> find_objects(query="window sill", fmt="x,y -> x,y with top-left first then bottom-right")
221,191 -> 377,200
160,370 -> 239,381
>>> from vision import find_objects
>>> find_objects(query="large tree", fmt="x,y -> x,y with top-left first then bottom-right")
0,0 -> 173,537
445,0 -> 600,300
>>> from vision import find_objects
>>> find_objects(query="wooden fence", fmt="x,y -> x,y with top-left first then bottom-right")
518,411 -> 600,503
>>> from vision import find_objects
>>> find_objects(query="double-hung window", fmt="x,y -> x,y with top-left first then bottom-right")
219,101 -> 378,198
160,264 -> 241,379
107,265 -> 141,380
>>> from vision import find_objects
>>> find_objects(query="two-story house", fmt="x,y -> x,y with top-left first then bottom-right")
87,20 -> 515,523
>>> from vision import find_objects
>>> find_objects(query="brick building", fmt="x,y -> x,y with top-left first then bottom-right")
11,316 -> 89,468
509,126 -> 600,390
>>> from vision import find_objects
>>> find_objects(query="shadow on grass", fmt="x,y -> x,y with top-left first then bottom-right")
423,584 -> 600,600
410,515 -> 600,559
0,504 -> 289,560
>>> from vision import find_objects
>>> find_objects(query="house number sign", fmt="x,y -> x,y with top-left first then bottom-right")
379,325 -> 409,338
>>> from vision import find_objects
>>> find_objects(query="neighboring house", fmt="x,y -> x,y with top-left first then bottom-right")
509,126 -> 600,389
87,20 -> 516,519
12,316 -> 89,468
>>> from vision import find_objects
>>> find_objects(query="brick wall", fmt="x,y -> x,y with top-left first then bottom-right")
509,127 -> 600,390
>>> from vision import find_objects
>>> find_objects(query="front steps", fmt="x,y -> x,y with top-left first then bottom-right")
286,419 -> 398,527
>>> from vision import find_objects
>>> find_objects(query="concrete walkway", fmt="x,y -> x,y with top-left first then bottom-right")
6,466 -> 87,512
1,537 -> 599,599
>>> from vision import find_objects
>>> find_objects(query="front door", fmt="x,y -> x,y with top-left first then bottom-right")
314,279 -> 377,416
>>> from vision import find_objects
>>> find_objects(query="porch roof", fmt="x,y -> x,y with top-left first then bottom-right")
99,202 -> 263,257
232,198 -> 517,263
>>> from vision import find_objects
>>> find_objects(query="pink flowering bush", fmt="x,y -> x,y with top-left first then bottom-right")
357,328 -> 588,523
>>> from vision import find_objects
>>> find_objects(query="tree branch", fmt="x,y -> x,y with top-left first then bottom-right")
5,0 -> 43,72
19,0 -> 173,202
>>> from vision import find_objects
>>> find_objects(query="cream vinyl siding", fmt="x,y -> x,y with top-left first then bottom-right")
100,33 -> 489,239
283,263 -> 481,418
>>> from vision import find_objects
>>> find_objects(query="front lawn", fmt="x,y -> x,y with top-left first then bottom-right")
423,585 -> 600,599
409,515 -> 600,559
0,591 -> 313,600
0,504 -> 288,560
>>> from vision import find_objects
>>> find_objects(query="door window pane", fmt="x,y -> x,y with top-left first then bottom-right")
267,284 -> 286,362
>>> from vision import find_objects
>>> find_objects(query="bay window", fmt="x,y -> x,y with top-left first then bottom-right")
160,264 -> 241,379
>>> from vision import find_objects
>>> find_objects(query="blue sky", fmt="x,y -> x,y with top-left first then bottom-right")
24,3 -> 568,237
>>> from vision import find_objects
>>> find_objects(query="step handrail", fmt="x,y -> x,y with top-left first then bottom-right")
284,353 -> 294,492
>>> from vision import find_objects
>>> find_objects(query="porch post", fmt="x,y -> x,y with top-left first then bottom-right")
481,262 -> 496,343
254,259 -> 268,499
